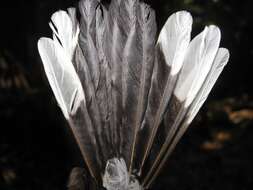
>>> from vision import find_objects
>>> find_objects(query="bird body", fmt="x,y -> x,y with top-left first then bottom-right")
38,0 -> 229,189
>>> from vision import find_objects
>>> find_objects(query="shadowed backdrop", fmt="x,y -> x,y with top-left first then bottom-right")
0,0 -> 252,189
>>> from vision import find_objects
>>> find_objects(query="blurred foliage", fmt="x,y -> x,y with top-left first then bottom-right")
0,0 -> 252,190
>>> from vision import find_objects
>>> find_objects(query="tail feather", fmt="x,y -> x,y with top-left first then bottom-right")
38,9 -> 101,180
142,25 -> 221,186
117,2 -> 157,171
138,11 -> 192,175
95,4 -> 115,160
144,48 -> 229,188
78,0 -> 100,89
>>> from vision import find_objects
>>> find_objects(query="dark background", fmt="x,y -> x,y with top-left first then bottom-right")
0,0 -> 252,189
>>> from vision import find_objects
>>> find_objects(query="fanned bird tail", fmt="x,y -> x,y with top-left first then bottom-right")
38,0 -> 229,189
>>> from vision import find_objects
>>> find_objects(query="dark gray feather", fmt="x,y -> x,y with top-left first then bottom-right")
95,4 -> 115,159
135,43 -> 172,175
69,102 -> 101,182
78,0 -> 100,89
73,45 -> 106,172
76,0 -> 114,171
103,0 -> 124,156
126,2 -> 157,172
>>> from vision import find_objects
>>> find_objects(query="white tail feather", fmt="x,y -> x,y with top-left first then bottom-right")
174,25 -> 221,107
187,47 -> 229,123
38,38 -> 84,119
157,11 -> 192,75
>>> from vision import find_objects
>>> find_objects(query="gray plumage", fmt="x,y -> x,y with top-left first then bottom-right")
38,0 -> 229,189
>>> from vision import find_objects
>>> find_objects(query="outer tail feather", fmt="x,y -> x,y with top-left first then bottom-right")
142,25 -> 221,186
38,10 -> 101,180
144,48 -> 229,188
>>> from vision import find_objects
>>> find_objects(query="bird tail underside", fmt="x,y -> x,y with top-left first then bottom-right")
38,0 -> 229,188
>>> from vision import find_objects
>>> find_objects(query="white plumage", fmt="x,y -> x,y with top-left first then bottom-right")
157,11 -> 192,76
